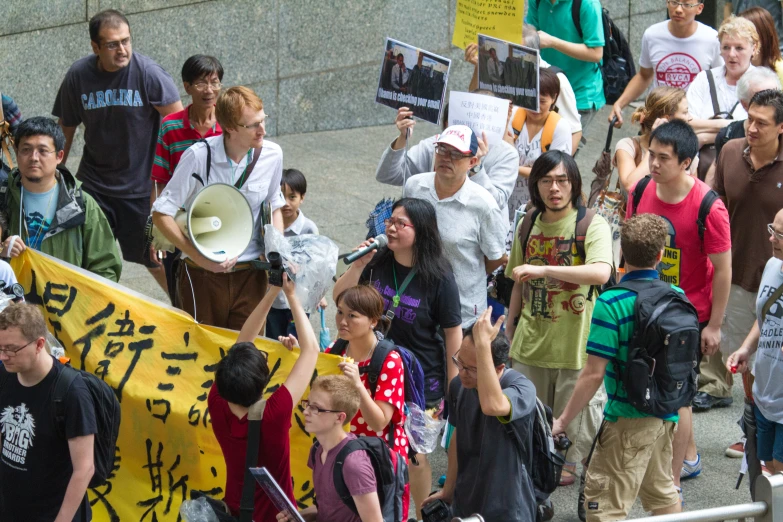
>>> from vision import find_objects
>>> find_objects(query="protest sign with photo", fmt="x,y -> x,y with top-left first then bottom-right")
452,0 -> 525,49
375,38 -> 451,125
477,33 -> 540,112
448,91 -> 510,146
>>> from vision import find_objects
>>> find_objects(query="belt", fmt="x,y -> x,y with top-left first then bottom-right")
183,257 -> 255,272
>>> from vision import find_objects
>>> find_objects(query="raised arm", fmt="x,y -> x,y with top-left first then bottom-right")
280,274 -> 320,404
237,285 -> 282,343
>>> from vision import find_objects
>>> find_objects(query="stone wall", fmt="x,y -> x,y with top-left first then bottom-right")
2,1 -> 721,137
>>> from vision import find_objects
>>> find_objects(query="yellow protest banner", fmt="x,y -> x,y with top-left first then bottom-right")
452,0 -> 525,49
10,250 -> 342,521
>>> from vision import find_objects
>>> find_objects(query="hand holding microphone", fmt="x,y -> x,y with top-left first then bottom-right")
344,234 -> 387,266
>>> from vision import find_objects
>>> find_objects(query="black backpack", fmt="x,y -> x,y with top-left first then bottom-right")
0,360 -> 121,488
532,0 -> 635,104
630,175 -> 719,253
612,278 -> 700,416
310,437 -> 408,522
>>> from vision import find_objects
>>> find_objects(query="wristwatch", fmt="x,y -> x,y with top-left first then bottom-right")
469,164 -> 481,177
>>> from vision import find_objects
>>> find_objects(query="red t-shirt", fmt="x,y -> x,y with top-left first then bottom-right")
627,178 -> 731,322
208,383 -> 294,522
152,105 -> 222,183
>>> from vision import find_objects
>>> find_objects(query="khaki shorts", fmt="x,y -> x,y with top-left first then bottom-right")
584,417 -> 679,521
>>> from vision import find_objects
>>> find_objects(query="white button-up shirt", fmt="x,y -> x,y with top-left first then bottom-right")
403,172 -> 507,325
152,134 -> 285,262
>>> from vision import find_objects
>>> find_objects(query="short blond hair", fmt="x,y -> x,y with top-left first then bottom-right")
718,16 -> 760,49
311,375 -> 361,426
0,303 -> 48,342
216,86 -> 264,132
631,86 -> 687,136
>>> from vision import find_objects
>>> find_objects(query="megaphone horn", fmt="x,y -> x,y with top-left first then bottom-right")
174,183 -> 254,263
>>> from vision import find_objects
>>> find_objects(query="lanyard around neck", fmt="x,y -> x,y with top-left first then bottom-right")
227,148 -> 253,186
386,263 -> 417,321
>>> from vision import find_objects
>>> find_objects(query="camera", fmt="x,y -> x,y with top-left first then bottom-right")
0,280 -> 24,302
422,499 -> 451,522
250,252 -> 293,287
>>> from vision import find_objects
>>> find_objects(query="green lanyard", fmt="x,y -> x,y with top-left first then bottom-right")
386,264 -> 417,321
228,149 -> 253,186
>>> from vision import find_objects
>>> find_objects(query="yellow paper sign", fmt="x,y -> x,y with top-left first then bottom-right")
452,0 -> 526,49
10,250 -> 342,521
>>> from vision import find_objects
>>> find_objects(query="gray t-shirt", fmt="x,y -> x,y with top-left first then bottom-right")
52,53 -> 180,199
734,1 -> 783,44
448,369 -> 537,521
753,257 -> 783,422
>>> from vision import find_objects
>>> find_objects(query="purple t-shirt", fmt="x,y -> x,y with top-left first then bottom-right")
52,53 -> 180,199
309,434 -> 377,522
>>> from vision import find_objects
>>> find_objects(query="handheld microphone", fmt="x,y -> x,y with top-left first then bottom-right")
344,234 -> 388,264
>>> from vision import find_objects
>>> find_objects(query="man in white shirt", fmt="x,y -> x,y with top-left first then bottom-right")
152,86 -> 285,330
609,0 -> 723,126
402,125 -> 507,324
391,54 -> 410,92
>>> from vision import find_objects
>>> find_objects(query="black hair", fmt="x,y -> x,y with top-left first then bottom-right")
528,150 -> 583,212
367,198 -> 452,286
649,119 -> 699,165
749,88 -> 783,125
463,323 -> 510,367
181,55 -> 224,84
14,117 -> 65,152
281,168 -> 307,196
89,9 -> 130,43
396,53 -> 404,59
214,342 -> 270,407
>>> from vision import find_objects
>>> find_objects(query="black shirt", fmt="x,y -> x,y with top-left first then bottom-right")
361,257 -> 462,401
0,358 -> 97,521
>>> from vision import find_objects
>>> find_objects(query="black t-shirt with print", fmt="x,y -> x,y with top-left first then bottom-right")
361,257 -> 462,402
0,357 -> 97,521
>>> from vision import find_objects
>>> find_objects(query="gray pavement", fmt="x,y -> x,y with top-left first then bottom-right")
113,102 -> 755,520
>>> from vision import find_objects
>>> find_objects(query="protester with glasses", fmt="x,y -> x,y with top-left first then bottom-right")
325,284 -> 411,516
52,9 -> 182,292
505,150 -> 612,490
1,117 -> 121,282
150,55 -> 224,305
727,208 -> 783,476
401,126 -> 508,327
0,303 -> 97,522
424,307 -> 537,520
152,86 -> 285,329
332,197 -> 462,519
276,376 -> 385,522
209,272 -> 319,522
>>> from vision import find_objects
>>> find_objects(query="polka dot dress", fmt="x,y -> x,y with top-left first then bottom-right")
350,350 -> 409,460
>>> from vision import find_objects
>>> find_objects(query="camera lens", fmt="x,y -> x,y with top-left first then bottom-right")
268,251 -> 282,269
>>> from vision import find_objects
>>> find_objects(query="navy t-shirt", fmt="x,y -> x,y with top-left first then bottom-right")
0,358 -> 97,521
360,255 -> 462,402
52,53 -> 180,199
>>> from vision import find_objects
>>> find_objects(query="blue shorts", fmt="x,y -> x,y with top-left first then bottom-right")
755,405 -> 783,463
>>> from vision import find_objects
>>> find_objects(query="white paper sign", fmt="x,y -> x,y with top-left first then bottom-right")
448,91 -> 510,146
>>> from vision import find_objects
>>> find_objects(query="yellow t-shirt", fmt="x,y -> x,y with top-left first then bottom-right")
505,208 -> 613,370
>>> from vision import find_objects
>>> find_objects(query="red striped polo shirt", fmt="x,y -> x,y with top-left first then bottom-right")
151,104 -> 222,183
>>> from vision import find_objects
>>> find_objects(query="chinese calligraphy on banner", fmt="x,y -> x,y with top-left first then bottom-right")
11,249 -> 342,522
452,0 -> 525,50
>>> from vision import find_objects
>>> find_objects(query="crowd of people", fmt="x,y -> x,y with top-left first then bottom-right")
1,2 -> 783,522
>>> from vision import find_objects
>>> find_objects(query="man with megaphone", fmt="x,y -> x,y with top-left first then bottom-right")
151,86 -> 285,329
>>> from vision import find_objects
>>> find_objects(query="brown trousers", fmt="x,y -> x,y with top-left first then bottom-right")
176,262 -> 268,331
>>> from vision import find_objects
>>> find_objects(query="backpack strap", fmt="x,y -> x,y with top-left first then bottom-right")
696,189 -> 719,253
191,139 -> 212,187
512,109 -> 527,137
541,111 -> 562,152
762,284 -> 783,323
365,339 -> 397,449
571,0 -> 584,39
574,206 -> 598,300
52,363 -> 80,439
706,70 -> 721,118
330,338 -> 349,356
239,399 -> 267,522
629,175 -> 653,217
517,206 -> 542,263
332,438 -> 391,517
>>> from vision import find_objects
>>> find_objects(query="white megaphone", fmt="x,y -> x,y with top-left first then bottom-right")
151,183 -> 254,262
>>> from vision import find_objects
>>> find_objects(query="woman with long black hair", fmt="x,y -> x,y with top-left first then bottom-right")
332,197 -> 462,519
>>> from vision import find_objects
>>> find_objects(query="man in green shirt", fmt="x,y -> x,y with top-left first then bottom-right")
526,0 -> 606,127
552,213 -> 682,521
